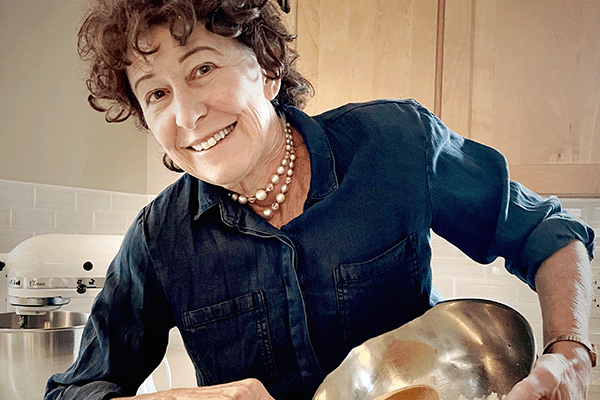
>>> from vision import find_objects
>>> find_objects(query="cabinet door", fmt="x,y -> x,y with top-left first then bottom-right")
295,0 -> 439,116
442,0 -> 600,195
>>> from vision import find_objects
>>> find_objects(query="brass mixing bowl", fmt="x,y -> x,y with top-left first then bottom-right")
313,299 -> 536,400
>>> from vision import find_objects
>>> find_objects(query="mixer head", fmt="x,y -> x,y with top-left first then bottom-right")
3,234 -> 123,315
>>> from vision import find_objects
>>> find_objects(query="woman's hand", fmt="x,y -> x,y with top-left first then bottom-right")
504,342 -> 592,400
115,378 -> 276,400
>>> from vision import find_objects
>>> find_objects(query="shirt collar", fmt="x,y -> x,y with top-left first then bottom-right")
193,106 -> 339,221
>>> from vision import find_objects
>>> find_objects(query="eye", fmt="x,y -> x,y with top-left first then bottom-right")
193,63 -> 215,78
146,89 -> 167,105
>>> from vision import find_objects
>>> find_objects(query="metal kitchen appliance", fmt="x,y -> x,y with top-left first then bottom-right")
0,233 -> 124,400
3,233 -> 124,318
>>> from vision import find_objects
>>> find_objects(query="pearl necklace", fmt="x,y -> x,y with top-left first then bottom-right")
230,122 -> 295,219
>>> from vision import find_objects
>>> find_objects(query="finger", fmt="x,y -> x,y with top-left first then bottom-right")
240,378 -> 276,400
504,354 -> 567,400
504,378 -> 543,400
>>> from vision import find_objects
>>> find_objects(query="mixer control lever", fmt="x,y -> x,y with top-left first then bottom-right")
77,282 -> 87,294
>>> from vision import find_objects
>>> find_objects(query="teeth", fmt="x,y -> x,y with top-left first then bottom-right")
191,124 -> 234,152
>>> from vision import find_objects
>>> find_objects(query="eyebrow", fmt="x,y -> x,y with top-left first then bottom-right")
178,45 -> 222,64
133,73 -> 154,92
133,46 -> 222,92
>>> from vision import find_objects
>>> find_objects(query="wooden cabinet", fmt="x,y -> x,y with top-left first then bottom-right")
291,0 -> 600,196
442,0 -> 600,196
295,0 -> 439,114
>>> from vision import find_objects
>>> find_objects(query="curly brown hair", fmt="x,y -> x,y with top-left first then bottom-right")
78,0 -> 313,170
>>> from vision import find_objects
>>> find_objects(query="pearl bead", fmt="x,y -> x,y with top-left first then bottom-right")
262,209 -> 273,219
230,119 -> 295,220
255,189 -> 267,201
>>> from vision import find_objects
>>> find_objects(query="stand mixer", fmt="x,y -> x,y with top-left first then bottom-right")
0,233 -> 125,400
3,234 -> 124,324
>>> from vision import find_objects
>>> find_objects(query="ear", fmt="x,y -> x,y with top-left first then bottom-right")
262,70 -> 282,101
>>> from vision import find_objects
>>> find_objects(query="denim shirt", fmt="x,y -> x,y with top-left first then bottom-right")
46,100 -> 595,400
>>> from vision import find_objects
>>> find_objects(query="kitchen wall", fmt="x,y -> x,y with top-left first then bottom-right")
0,0 -> 148,194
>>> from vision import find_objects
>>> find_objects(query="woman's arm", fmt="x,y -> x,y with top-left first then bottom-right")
111,378 -> 276,400
506,239 -> 594,399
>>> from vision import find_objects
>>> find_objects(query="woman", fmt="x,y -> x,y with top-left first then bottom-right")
46,0 -> 595,399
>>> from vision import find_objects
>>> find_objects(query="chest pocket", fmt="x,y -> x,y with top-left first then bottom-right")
334,234 -> 420,347
181,290 -> 277,385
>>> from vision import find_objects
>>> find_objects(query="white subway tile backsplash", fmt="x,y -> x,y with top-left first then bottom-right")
0,180 -> 34,207
35,185 -> 76,210
591,207 -> 600,225
56,210 -> 94,231
11,207 -> 55,230
111,192 -> 147,212
430,258 -> 486,280
93,211 -> 128,234
483,262 -> 515,282
76,189 -> 112,212
0,179 -> 150,253
454,279 -> 517,302
0,207 -> 10,229
431,276 -> 454,298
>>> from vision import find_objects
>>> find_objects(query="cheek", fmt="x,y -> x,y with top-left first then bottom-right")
147,115 -> 176,149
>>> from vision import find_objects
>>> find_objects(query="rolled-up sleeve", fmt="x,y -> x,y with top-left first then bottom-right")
45,213 -> 175,400
418,102 -> 595,290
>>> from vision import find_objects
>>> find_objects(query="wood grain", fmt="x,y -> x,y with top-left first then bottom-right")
510,164 -> 600,197
443,0 -> 600,162
295,0 -> 438,115
290,0 -> 600,196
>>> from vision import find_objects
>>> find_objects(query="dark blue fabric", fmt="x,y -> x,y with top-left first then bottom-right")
45,100 -> 595,400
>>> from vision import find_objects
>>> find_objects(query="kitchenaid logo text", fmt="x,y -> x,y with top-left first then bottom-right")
8,277 -> 106,289
8,277 -> 22,287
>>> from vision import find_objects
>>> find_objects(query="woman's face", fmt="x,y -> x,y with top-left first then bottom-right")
126,24 -> 282,189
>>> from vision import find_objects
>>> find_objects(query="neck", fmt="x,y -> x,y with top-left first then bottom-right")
230,117 -> 287,196
230,120 -> 300,221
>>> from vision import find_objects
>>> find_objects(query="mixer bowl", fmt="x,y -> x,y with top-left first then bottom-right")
0,311 -> 88,400
313,299 -> 536,400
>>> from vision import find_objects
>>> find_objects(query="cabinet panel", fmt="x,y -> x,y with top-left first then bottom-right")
295,0 -> 438,115
442,0 -> 600,194
291,0 -> 600,195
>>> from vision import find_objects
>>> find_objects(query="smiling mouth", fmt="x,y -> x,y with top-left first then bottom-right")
189,122 -> 236,152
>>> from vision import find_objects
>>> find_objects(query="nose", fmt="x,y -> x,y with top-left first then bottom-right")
173,87 -> 207,130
